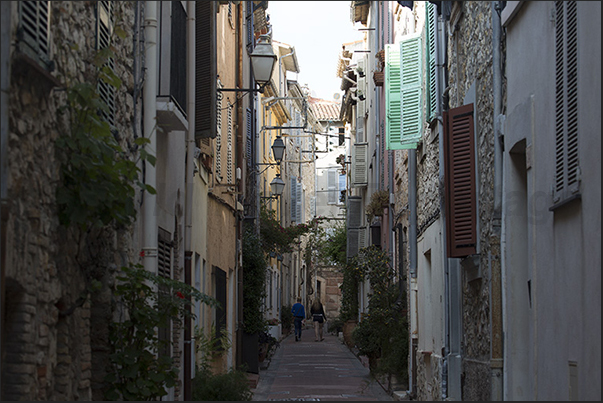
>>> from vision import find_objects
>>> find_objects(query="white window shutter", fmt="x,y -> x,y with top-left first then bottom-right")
290,177 -> 298,222
296,181 -> 303,222
358,226 -> 367,249
227,103 -> 233,184
352,143 -> 368,187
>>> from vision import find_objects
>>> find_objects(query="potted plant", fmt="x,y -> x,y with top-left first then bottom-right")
366,190 -> 389,224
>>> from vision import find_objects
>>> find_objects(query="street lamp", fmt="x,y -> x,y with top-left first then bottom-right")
271,135 -> 285,163
250,34 -> 278,91
270,174 -> 285,197
218,34 -> 277,94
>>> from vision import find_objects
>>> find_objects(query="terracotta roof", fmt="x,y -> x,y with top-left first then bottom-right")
308,97 -> 341,122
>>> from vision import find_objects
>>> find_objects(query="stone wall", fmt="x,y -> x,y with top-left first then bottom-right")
447,2 -> 497,400
2,2 -> 139,400
416,353 -> 443,401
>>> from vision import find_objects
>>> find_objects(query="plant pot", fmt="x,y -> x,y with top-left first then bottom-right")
242,331 -> 259,374
343,319 -> 357,349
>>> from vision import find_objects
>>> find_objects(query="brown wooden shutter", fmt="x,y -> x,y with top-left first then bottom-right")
444,103 -> 477,258
195,1 -> 217,139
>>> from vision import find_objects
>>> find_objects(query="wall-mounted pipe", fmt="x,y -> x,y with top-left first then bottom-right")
491,1 -> 504,400
183,1 -> 195,399
142,1 -> 158,275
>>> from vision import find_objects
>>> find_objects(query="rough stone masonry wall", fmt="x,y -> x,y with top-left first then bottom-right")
3,2 -> 138,400
447,2 -> 497,401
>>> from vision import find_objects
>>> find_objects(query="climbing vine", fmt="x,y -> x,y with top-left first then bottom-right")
55,30 -> 155,231
104,264 -> 217,400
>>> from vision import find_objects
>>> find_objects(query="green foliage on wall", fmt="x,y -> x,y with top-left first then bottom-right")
242,225 -> 268,335
350,246 -> 409,384
55,41 -> 155,231
104,264 -> 217,400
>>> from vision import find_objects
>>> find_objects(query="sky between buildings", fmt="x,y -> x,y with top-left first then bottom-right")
266,1 -> 365,101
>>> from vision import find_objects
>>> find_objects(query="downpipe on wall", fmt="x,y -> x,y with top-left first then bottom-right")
183,1 -> 196,399
142,1 -> 158,275
491,1 -> 504,400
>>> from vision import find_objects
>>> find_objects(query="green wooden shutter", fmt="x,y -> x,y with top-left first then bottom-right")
400,34 -> 422,149
426,2 -> 437,123
385,44 -> 403,150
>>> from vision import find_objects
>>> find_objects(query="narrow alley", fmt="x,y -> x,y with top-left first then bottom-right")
252,331 -> 394,401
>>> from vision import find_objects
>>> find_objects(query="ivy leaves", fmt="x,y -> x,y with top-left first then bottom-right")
104,264 -> 218,400
55,71 -> 155,230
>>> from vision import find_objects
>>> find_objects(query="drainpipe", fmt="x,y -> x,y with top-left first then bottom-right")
142,2 -> 158,274
0,2 -> 12,392
434,7 -> 451,401
235,0 -> 245,370
491,1 -> 504,400
183,1 -> 195,399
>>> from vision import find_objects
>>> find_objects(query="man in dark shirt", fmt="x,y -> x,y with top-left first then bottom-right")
291,297 -> 305,341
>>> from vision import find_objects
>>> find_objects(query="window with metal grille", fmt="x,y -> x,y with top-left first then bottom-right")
96,1 -> 115,127
18,1 -> 50,67
157,228 -> 173,359
552,1 -> 580,207
443,103 -> 477,258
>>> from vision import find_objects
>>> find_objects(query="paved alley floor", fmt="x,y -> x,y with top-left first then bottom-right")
252,330 -> 394,401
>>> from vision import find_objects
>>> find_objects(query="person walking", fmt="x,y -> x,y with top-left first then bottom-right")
310,298 -> 327,341
291,297 -> 305,342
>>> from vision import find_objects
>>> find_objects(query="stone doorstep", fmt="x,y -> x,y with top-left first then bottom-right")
246,372 -> 260,389
393,390 -> 410,401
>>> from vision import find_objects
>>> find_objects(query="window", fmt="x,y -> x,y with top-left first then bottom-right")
96,1 -> 115,126
18,1 -> 50,67
158,228 -> 173,359
328,169 -> 338,204
443,104 -> 477,258
552,1 -> 580,207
